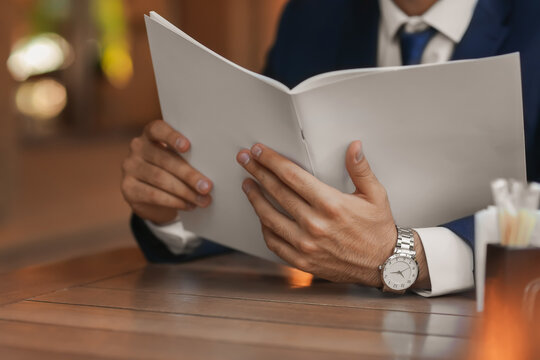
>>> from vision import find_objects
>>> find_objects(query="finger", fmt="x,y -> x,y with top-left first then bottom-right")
141,140 -> 213,195
242,178 -> 304,248
237,150 -> 314,222
345,140 -> 386,203
124,158 -> 211,208
248,143 -> 338,208
261,225 -> 307,270
144,120 -> 191,153
122,176 -> 194,210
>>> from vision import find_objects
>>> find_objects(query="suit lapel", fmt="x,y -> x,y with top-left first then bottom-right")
335,0 -> 380,69
452,0 -> 512,60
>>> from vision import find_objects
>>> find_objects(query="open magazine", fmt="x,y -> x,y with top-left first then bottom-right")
145,11 -> 525,261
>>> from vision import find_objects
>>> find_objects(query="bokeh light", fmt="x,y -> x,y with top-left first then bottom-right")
94,0 -> 133,88
101,43 -> 134,88
15,78 -> 67,120
7,33 -> 73,81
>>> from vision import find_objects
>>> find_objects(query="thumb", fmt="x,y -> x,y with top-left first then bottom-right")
345,141 -> 384,200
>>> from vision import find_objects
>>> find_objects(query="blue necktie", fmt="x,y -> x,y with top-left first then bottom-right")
399,27 -> 437,66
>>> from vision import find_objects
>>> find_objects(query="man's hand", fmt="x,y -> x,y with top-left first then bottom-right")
121,120 -> 213,225
236,141 -> 430,289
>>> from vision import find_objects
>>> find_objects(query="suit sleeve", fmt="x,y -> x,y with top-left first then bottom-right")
440,215 -> 475,248
130,214 -> 232,263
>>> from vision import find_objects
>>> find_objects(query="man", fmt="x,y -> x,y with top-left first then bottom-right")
121,0 -> 539,296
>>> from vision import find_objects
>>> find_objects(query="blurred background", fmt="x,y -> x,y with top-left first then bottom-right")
0,0 -> 288,272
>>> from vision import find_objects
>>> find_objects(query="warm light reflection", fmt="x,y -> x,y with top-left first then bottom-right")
467,278 -> 533,360
7,33 -> 73,81
284,267 -> 314,288
15,78 -> 67,120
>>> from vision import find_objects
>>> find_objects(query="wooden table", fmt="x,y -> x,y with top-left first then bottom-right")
0,247 -> 477,359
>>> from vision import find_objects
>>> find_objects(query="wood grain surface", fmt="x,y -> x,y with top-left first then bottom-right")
0,247 -> 475,359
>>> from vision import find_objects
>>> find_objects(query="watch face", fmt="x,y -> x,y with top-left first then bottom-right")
382,255 -> 418,291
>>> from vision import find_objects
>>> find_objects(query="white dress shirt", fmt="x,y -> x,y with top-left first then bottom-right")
147,0 -> 478,297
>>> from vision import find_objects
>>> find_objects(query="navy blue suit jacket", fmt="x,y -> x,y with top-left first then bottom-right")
132,0 -> 540,263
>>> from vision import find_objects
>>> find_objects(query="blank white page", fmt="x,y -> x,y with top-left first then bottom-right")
149,12 -> 290,93
294,54 -> 526,228
292,67 -> 392,94
145,15 -> 310,261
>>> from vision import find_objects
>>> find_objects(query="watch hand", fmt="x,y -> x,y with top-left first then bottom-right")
391,270 -> 405,278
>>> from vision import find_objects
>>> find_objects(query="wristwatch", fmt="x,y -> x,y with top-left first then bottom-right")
378,226 -> 419,294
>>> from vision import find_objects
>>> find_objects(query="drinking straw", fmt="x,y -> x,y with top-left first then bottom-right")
491,180 -> 540,247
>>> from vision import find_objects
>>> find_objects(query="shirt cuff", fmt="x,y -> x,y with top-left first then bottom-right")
145,216 -> 202,255
413,227 -> 474,297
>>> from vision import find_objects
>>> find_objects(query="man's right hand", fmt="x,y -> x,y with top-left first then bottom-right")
121,120 -> 213,225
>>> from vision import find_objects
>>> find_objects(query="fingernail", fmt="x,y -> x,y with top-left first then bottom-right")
251,145 -> 262,158
186,203 -> 196,210
196,195 -> 209,206
175,137 -> 187,151
238,152 -> 250,165
197,179 -> 210,193
242,181 -> 252,194
355,144 -> 364,163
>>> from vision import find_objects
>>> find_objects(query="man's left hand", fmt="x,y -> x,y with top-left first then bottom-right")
236,141 -> 430,289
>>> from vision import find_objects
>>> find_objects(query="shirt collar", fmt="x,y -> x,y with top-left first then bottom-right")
379,0 -> 478,43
